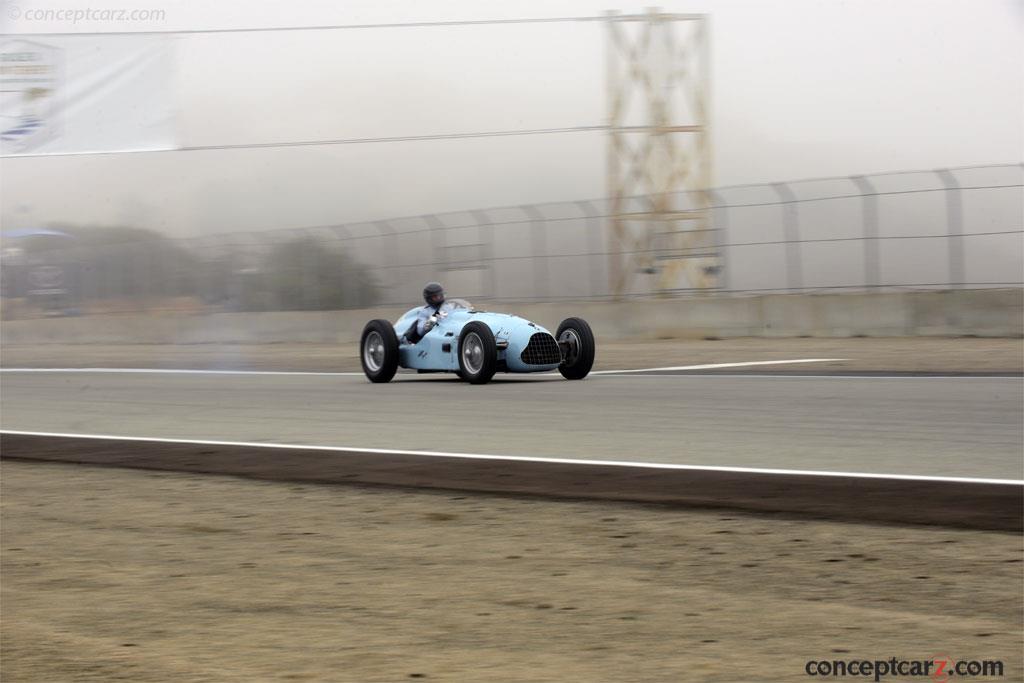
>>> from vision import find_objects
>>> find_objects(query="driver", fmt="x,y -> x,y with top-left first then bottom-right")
404,281 -> 447,343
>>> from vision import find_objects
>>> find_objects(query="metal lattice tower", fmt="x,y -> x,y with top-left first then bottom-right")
607,9 -> 715,297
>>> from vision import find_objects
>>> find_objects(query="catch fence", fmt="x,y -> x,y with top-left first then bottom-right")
1,163 -> 1020,316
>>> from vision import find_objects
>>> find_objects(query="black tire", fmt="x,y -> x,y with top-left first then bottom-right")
458,321 -> 497,384
556,317 -> 595,380
360,319 -> 400,383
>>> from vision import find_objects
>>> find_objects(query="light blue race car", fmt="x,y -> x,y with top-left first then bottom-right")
359,298 -> 595,384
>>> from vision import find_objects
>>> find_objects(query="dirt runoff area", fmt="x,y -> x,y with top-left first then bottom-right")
2,461 -> 1021,683
1,337 -> 1022,374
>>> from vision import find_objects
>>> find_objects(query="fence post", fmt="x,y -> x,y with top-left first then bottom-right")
301,229 -> 317,310
136,240 -> 148,311
850,175 -> 879,289
574,200 -> 603,299
470,210 -> 497,301
771,182 -> 803,291
520,205 -> 549,301
135,239 -> 147,310
373,220 -> 399,305
157,238 -> 169,309
77,243 -> 93,313
112,242 -> 125,310
326,224 -> 354,307
708,189 -> 729,293
329,224 -> 353,243
423,214 -> 446,282
935,169 -> 965,289
201,236 -> 216,309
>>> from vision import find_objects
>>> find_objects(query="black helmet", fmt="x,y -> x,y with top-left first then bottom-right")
423,281 -> 445,307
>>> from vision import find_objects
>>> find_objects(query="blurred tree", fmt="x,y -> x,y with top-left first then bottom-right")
9,226 -> 377,313
252,236 -> 378,311
34,224 -> 202,302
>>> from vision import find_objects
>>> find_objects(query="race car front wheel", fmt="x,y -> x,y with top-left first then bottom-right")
458,322 -> 497,384
360,319 -> 399,383
557,317 -> 595,380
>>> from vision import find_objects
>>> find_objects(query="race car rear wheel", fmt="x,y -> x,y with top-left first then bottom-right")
557,317 -> 595,380
458,322 -> 497,384
360,319 -> 399,383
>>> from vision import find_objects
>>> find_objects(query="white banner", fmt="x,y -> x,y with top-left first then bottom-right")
0,34 -> 177,156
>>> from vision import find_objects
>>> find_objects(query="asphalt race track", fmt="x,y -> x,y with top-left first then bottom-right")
2,369 -> 1021,481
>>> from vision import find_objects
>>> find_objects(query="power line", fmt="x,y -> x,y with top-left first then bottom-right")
183,125 -> 611,151
2,125 -> 613,159
3,14 -> 669,38
7,13 -> 707,38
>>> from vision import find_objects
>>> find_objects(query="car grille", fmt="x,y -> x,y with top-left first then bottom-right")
520,333 -> 561,365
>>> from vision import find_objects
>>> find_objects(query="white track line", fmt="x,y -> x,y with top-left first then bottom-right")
0,367 -> 564,380
601,374 -> 1022,379
1,429 -> 1020,486
0,359 -> 847,377
0,366 -> 1015,381
0,368 -> 366,376
591,359 -> 849,374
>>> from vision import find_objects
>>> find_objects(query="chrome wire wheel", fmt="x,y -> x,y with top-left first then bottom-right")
559,328 -> 581,366
462,332 -> 484,375
363,330 -> 384,373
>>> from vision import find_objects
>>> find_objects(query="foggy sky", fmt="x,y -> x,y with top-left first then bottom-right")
1,0 -> 1021,237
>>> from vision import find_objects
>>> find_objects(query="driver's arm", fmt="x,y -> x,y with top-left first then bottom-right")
416,308 -> 437,336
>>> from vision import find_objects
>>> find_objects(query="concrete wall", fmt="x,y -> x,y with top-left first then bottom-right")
2,290 -> 1021,345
